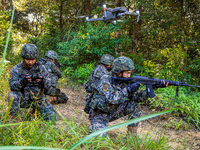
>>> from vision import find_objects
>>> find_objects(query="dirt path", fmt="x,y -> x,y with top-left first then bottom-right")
52,87 -> 200,150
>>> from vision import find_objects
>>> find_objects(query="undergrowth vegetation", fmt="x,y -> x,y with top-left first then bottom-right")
1,0 -> 200,149
0,106 -> 174,150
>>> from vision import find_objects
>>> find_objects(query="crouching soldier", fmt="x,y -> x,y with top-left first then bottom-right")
43,50 -> 68,104
84,54 -> 114,113
87,56 -> 169,137
8,44 -> 57,121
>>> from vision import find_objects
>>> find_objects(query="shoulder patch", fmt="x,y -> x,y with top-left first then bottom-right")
103,84 -> 109,92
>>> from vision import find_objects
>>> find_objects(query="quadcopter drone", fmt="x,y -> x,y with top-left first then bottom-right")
83,3 -> 140,25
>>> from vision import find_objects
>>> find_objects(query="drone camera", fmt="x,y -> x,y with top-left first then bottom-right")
117,13 -> 126,19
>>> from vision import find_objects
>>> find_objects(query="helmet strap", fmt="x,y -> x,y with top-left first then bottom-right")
114,71 -> 123,77
23,60 -> 29,68
121,72 -> 123,78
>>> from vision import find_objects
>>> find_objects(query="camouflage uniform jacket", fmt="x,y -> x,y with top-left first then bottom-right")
85,65 -> 108,93
44,59 -> 62,87
9,61 -> 51,99
89,72 -> 149,114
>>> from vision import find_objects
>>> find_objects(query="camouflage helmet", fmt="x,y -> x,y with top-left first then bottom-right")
20,44 -> 39,59
111,56 -> 135,73
45,50 -> 58,60
100,54 -> 114,65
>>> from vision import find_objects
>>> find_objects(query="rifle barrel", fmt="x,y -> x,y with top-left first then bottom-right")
186,84 -> 200,88
112,76 -> 200,88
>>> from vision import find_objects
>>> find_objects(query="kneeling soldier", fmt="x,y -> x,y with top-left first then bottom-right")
84,54 -> 114,113
43,50 -> 68,104
87,56 -> 168,137
8,44 -> 57,121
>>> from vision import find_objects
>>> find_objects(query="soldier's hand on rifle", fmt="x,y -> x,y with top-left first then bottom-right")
126,82 -> 141,93
20,74 -> 31,85
153,80 -> 169,89
162,80 -> 169,87
36,74 -> 45,85
26,74 -> 32,82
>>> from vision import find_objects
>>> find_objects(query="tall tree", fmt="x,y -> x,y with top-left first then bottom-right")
2,0 -> 5,10
83,0 -> 91,16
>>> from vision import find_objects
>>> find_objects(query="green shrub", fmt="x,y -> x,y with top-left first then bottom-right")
66,63 -> 95,84
148,86 -> 200,129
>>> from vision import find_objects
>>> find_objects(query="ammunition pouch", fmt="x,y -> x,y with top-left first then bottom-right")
84,81 -> 92,93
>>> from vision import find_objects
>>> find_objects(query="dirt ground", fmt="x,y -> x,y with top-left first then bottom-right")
51,87 -> 200,150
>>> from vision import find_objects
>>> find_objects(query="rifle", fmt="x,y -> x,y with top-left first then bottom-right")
54,60 -> 62,68
112,75 -> 200,98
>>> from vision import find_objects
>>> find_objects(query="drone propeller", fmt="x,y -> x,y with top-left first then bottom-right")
102,3 -> 107,18
76,15 -> 87,19
86,17 -> 103,22
136,10 -> 140,22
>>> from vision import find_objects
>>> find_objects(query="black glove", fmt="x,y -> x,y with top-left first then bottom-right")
126,82 -> 141,93
20,76 -> 29,85
38,77 -> 45,85
153,81 -> 167,89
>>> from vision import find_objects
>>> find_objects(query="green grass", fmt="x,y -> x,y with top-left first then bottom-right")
0,109 -> 175,150
146,85 -> 200,129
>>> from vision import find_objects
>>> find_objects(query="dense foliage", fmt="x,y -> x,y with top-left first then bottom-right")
0,9 -> 14,59
0,0 -> 200,149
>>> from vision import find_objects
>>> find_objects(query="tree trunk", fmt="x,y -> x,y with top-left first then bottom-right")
83,0 -> 91,16
128,2 -> 141,54
114,0 -> 122,55
2,0 -> 5,10
181,0 -> 187,67
115,0 -> 121,7
60,0 -> 63,41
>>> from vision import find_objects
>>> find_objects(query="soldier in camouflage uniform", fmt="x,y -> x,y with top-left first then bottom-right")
8,44 -> 57,121
87,56 -> 168,137
84,54 -> 114,113
43,50 -> 68,104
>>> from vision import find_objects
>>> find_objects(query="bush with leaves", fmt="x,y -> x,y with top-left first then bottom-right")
65,63 -> 95,84
57,22 -> 132,83
0,9 -> 14,60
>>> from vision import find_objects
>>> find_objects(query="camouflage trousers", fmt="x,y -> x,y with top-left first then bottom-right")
8,91 -> 57,121
89,100 -> 141,137
84,94 -> 91,113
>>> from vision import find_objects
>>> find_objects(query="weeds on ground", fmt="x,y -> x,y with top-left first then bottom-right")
0,112 -> 174,150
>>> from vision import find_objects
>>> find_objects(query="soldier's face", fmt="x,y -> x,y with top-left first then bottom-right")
104,64 -> 112,68
122,70 -> 132,78
24,58 -> 36,68
51,59 -> 55,63
116,70 -> 132,78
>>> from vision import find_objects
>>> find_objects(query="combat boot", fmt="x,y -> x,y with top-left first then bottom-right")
127,125 -> 138,137
57,92 -> 68,104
